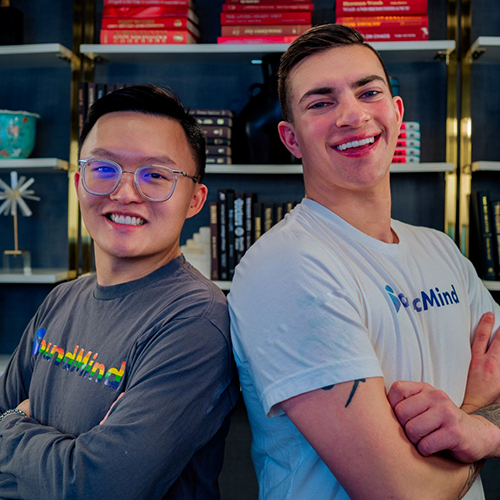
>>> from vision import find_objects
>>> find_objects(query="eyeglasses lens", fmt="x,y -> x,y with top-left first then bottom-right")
137,166 -> 175,201
85,160 -> 120,194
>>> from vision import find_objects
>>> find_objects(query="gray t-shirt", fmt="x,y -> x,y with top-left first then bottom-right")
0,256 -> 239,500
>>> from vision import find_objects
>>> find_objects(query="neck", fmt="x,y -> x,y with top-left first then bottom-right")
94,248 -> 181,286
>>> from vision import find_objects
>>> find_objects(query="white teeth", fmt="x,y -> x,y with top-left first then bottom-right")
336,137 -> 375,151
109,214 -> 146,226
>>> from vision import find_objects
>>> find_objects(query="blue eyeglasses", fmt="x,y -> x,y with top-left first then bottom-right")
78,158 -> 199,202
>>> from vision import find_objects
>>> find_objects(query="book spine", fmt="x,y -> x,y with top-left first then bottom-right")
226,190 -> 236,279
492,200 -> 500,280
221,11 -> 312,25
361,27 -> 429,42
337,15 -> 428,29
245,193 -> 256,250
102,6 -> 196,19
223,3 -> 314,11
201,125 -> 232,139
225,0 -> 311,3
393,147 -> 420,157
104,0 -> 191,5
206,137 -> 231,145
401,121 -> 420,131
78,82 -> 88,136
470,192 -> 497,280
221,24 -> 311,36
396,138 -> 420,148
100,29 -> 195,44
234,193 -> 246,266
206,156 -> 232,164
336,0 -> 428,16
190,109 -> 234,117
209,202 -> 220,281
196,117 -> 233,127
398,130 -> 421,140
264,205 -> 273,233
391,156 -> 420,163
253,202 -> 263,241
95,83 -> 107,100
101,17 -> 198,36
206,145 -> 232,156
217,190 -> 229,281
217,36 -> 299,44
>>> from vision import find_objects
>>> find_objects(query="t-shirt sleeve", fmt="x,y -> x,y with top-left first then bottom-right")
229,231 -> 384,417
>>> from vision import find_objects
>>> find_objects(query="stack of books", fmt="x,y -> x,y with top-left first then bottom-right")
336,0 -> 429,42
190,109 -> 233,165
393,121 -> 421,164
100,0 -> 201,45
210,190 -> 298,280
217,0 -> 313,44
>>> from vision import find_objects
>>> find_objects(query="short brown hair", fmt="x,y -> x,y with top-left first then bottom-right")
278,24 -> 393,123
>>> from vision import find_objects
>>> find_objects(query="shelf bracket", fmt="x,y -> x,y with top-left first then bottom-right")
472,48 -> 486,61
434,51 -> 450,64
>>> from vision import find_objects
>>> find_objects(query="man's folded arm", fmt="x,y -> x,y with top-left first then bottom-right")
281,376 -> 485,500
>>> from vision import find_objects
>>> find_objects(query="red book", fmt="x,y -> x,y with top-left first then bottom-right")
225,0 -> 310,3
217,35 -> 298,44
392,156 -> 420,163
336,0 -> 428,16
104,0 -> 193,4
337,15 -> 428,29
361,27 -> 429,42
103,6 -> 199,25
221,24 -> 311,36
221,11 -> 312,25
222,3 -> 313,11
396,138 -> 420,148
101,16 -> 200,38
100,29 -> 197,44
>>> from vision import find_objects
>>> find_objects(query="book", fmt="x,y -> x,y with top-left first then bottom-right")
217,190 -> 232,281
264,205 -> 273,233
398,130 -> 421,140
391,156 -> 419,163
196,117 -> 233,127
393,147 -> 420,157
360,27 -> 429,42
206,156 -> 232,164
337,15 -> 428,29
245,193 -> 256,250
222,3 -> 314,11
396,138 -> 420,148
218,36 -> 299,44
491,200 -> 500,280
100,29 -> 197,44
78,82 -> 88,136
206,137 -> 231,145
469,191 -> 497,280
104,0 -> 194,5
221,24 -> 311,36
253,202 -> 263,241
226,190 -> 236,279
101,17 -> 201,38
103,6 -> 199,25
234,192 -> 246,265
189,109 -> 234,117
201,125 -> 232,139
225,0 -> 311,3
209,202 -> 219,280
87,82 -> 97,113
96,83 -> 107,100
221,11 -> 312,25
336,0 -> 428,16
206,145 -> 232,156
401,121 -> 420,131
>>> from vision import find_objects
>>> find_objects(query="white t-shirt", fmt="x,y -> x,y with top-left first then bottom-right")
229,198 -> 500,500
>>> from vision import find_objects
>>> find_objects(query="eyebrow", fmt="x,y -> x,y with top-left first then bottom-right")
88,148 -> 176,166
298,74 -> 388,106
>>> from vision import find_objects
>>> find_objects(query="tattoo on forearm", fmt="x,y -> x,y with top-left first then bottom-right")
321,379 -> 366,408
472,403 -> 500,429
345,379 -> 366,407
457,462 -> 480,500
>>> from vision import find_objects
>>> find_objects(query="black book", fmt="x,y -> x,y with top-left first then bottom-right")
469,191 -> 497,280
264,205 -> 273,234
491,199 -> 500,280
253,202 -> 264,242
189,108 -> 234,118
209,202 -> 219,281
206,145 -> 232,156
77,82 -> 88,136
206,156 -> 232,165
206,137 -> 231,146
196,117 -> 233,127
245,193 -> 257,250
217,190 -> 229,281
226,190 -> 236,279
234,192 -> 246,266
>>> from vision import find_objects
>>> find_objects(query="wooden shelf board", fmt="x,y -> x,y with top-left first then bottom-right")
0,43 -> 74,67
0,158 -> 68,171
81,40 -> 455,65
0,269 -> 76,284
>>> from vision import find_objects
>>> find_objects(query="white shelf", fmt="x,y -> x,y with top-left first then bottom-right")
81,40 -> 455,65
0,158 -> 68,171
0,43 -> 75,67
206,163 -> 452,175
469,37 -> 500,64
0,269 -> 76,284
213,280 -> 231,292
483,280 -> 500,292
472,161 -> 500,172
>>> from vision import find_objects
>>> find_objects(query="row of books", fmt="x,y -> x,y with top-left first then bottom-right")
336,0 -> 429,42
393,122 -> 421,164
218,0 -> 313,44
210,189 -> 299,280
469,191 -> 500,281
189,109 -> 234,165
100,0 -> 200,45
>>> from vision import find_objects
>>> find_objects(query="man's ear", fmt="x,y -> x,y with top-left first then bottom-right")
74,171 -> 81,199
278,121 -> 303,159
186,183 -> 208,219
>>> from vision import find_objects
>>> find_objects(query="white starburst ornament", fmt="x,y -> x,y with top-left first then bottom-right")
1,171 -> 40,273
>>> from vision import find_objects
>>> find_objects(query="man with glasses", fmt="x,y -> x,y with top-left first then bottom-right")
0,85 -> 239,500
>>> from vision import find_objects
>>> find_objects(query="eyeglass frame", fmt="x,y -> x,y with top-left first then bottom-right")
78,158 -> 200,203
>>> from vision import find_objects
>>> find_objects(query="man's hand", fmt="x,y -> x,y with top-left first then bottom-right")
16,399 -> 30,418
462,312 -> 500,413
388,380 -> 500,462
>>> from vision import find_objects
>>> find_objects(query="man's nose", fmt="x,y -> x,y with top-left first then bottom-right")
109,171 -> 143,203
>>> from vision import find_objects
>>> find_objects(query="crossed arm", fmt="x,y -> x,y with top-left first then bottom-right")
280,313 -> 500,500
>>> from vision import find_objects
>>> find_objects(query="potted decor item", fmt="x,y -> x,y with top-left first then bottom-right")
0,110 -> 40,159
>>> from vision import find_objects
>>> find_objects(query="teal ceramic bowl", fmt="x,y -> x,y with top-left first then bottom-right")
0,110 -> 40,159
